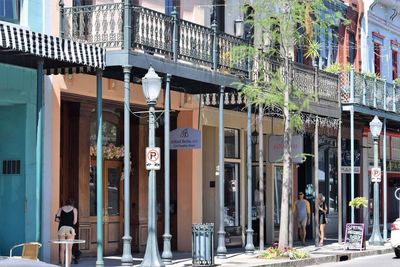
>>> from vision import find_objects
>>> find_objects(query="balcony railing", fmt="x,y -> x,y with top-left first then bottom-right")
341,72 -> 400,113
61,3 -> 340,109
62,3 -> 248,75
202,61 -> 340,108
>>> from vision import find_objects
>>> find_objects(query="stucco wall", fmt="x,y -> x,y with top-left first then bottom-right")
0,63 -> 37,255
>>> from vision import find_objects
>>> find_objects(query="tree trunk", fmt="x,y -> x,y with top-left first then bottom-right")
278,57 -> 292,249
258,104 -> 265,250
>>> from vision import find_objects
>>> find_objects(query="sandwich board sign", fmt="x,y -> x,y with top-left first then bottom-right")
146,147 -> 161,170
344,223 -> 365,251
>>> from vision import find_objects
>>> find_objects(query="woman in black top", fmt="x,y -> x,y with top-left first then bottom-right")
318,194 -> 328,246
55,199 -> 77,266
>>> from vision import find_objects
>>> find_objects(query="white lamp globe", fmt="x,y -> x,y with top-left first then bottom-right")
369,115 -> 382,138
142,66 -> 161,104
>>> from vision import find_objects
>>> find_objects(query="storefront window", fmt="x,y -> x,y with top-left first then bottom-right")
224,128 -> 240,158
319,138 -> 338,214
90,121 -> 120,146
224,163 -> 240,226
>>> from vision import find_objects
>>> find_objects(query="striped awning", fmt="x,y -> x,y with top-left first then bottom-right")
0,21 -> 105,73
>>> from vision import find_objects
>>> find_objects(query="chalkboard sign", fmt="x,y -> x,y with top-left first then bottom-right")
344,223 -> 365,250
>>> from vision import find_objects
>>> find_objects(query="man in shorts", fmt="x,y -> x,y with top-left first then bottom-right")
293,192 -> 310,245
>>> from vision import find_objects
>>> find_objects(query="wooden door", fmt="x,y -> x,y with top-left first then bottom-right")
103,160 -> 123,256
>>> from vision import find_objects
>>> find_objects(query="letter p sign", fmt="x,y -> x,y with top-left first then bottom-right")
146,147 -> 161,170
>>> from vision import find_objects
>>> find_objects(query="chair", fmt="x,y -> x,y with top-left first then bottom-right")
9,242 -> 42,260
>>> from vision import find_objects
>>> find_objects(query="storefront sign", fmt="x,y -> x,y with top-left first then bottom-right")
170,128 -> 201,150
386,160 -> 400,172
268,135 -> 304,163
146,147 -> 161,170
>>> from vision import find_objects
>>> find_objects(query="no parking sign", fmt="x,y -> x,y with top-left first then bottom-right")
146,147 -> 161,170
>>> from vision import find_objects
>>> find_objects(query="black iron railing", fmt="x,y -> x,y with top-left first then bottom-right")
62,3 -> 248,75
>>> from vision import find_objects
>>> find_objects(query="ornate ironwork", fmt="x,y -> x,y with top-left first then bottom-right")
132,6 -> 173,56
347,72 -> 400,113
63,3 -> 124,47
178,19 -> 213,66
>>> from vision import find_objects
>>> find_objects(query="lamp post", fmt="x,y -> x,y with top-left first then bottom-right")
140,67 -> 165,267
369,115 -> 384,246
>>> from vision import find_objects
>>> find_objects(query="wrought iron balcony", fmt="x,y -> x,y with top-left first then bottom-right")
61,3 -> 340,112
202,61 -> 340,109
61,3 -> 248,75
341,72 -> 400,113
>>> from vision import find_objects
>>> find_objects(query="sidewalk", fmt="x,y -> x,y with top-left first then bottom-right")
74,240 -> 393,267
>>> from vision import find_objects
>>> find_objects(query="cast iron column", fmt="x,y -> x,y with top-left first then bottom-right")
162,74 -> 173,264
140,101 -> 164,267
121,66 -> 133,265
217,86 -> 227,258
383,118 -> 387,241
245,102 -> 255,254
36,59 -> 44,243
314,118 -> 319,247
96,68 -> 104,267
350,67 -> 355,224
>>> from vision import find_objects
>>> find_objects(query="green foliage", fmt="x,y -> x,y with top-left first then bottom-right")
324,63 -> 351,74
349,197 -> 368,209
260,246 -> 310,260
363,72 -> 378,79
393,78 -> 400,87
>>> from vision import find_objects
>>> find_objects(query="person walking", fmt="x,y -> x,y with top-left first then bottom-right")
293,192 -> 311,245
55,199 -> 77,266
318,194 -> 328,246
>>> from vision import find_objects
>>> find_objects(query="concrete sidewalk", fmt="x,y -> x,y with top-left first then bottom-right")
72,241 -> 393,267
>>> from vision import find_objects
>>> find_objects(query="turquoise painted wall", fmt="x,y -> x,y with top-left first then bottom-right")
0,63 -> 37,255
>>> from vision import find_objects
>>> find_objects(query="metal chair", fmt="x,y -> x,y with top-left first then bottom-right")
9,242 -> 42,260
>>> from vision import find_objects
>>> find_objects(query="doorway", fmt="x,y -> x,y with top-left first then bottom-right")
89,160 -> 123,255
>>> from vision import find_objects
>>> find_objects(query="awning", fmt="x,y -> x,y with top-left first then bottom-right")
0,21 -> 105,73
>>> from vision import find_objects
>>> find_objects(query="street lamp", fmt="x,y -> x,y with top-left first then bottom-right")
369,115 -> 384,246
140,67 -> 165,267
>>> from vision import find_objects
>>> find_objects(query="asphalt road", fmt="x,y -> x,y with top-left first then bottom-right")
306,252 -> 400,267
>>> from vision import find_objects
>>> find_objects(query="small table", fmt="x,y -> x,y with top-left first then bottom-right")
49,239 -> 85,267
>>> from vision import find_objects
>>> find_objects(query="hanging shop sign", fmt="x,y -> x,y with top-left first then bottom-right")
341,139 -> 361,174
268,135 -> 304,164
170,128 -> 201,150
146,147 -> 161,170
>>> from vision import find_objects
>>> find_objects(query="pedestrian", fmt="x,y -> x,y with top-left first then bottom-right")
293,191 -> 310,245
55,199 -> 77,266
318,194 -> 328,246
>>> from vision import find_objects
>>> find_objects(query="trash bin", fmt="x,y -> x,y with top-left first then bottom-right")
192,223 -> 214,266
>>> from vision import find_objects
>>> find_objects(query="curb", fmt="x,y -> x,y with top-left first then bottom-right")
249,247 -> 393,267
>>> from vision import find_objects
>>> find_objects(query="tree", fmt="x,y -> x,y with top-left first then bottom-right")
234,0 -> 344,249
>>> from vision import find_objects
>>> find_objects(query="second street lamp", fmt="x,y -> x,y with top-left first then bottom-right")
140,67 -> 165,267
369,115 -> 384,246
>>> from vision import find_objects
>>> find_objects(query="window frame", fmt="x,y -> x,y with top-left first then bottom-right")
224,127 -> 241,159
0,0 -> 20,23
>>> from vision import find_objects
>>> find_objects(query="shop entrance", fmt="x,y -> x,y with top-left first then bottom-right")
89,160 -> 123,255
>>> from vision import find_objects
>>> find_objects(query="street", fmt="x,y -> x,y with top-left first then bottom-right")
306,253 -> 400,267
